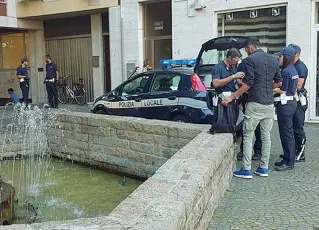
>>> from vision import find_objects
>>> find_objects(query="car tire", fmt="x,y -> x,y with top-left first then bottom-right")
95,109 -> 106,115
172,115 -> 190,123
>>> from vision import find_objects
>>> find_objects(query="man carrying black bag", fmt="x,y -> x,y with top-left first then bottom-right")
209,48 -> 244,135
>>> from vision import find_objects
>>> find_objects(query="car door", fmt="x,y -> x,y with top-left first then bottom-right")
107,73 -> 152,117
139,72 -> 182,120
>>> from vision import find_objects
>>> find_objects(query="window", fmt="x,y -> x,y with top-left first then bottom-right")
151,73 -> 181,92
0,33 -> 29,69
121,74 -> 150,96
218,6 -> 287,55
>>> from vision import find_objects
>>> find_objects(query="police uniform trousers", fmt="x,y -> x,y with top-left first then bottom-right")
277,100 -> 298,166
20,81 -> 29,105
293,99 -> 307,157
46,81 -> 58,108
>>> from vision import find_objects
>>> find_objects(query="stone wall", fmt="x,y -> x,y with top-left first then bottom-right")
6,112 -> 234,229
48,112 -> 206,178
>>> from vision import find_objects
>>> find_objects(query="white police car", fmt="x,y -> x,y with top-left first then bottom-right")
92,36 -> 249,124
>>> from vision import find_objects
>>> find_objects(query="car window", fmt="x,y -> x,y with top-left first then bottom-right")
121,74 -> 150,96
150,73 -> 181,92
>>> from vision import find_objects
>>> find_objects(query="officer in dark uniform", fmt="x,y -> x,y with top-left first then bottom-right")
289,44 -> 308,162
45,55 -> 59,108
16,58 -> 30,106
237,58 -> 262,161
274,46 -> 299,171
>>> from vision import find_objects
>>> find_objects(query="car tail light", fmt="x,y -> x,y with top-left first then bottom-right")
191,74 -> 207,92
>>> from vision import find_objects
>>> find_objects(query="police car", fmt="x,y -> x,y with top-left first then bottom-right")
92,36 -> 249,124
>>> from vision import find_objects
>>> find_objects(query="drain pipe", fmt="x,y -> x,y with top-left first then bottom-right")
120,0 -> 125,82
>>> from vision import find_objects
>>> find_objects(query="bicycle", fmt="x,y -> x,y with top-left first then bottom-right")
57,76 -> 86,105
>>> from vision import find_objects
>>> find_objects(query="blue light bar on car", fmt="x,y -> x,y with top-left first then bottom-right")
159,59 -> 197,68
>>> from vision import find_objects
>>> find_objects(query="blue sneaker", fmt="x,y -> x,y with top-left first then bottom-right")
255,167 -> 269,177
233,168 -> 253,179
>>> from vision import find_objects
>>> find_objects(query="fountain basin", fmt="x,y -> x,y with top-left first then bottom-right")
0,179 -> 15,225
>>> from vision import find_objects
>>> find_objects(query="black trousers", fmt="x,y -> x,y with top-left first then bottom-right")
46,82 -> 58,108
293,100 -> 307,156
20,81 -> 29,105
277,101 -> 297,166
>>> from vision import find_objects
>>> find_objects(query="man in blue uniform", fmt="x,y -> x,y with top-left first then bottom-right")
289,44 -> 308,162
45,55 -> 59,108
7,88 -> 20,105
212,48 -> 244,95
16,58 -> 30,105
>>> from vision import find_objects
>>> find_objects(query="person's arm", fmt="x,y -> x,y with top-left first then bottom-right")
212,71 -> 245,88
54,64 -> 59,80
273,63 -> 282,89
273,70 -> 288,95
221,58 -> 254,106
296,64 -> 308,91
16,68 -> 25,79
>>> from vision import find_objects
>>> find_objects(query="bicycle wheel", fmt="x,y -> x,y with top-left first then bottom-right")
75,88 -> 86,105
58,87 -> 69,104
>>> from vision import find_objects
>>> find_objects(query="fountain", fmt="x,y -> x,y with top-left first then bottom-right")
0,104 -> 142,225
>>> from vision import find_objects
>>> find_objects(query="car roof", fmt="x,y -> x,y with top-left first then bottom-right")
143,68 -> 194,75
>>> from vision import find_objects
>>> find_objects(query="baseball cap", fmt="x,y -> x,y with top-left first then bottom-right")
274,46 -> 296,57
21,57 -> 28,63
288,44 -> 301,54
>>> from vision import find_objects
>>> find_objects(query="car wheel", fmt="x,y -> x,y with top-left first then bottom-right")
95,109 -> 106,115
172,115 -> 190,123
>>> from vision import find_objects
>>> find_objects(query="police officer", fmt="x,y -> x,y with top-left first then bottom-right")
16,58 -> 30,106
273,46 -> 299,171
45,55 -> 59,108
211,48 -> 244,134
286,44 -> 308,162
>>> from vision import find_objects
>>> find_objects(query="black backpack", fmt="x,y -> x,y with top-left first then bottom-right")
209,99 -> 239,134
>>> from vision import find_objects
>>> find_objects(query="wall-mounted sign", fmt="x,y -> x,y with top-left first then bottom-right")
93,56 -> 99,67
154,21 -> 164,30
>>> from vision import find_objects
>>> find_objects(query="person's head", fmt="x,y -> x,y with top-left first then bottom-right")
288,44 -> 301,64
8,88 -> 14,94
245,37 -> 260,55
275,46 -> 296,69
225,48 -> 242,66
45,55 -> 52,64
143,59 -> 150,67
21,57 -> 28,66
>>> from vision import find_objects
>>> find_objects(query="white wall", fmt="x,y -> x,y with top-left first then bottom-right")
109,6 -> 123,89
0,0 -> 18,27
91,14 -> 105,100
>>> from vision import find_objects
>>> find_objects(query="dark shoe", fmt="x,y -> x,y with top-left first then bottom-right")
275,163 -> 294,171
275,160 -> 285,167
296,156 -> 305,163
236,151 -> 243,161
252,154 -> 262,161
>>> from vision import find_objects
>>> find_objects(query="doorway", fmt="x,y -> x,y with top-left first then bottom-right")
144,1 -> 172,69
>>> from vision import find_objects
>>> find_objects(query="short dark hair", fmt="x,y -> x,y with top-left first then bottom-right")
8,88 -> 14,92
245,37 -> 260,48
226,48 -> 242,59
45,55 -> 52,60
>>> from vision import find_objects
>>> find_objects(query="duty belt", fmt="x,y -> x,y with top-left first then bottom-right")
274,95 -> 294,105
45,78 -> 55,83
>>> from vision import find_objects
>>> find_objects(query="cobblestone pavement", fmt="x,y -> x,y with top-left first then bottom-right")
209,124 -> 319,230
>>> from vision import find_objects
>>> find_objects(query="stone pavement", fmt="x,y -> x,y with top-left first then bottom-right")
209,124 -> 319,230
